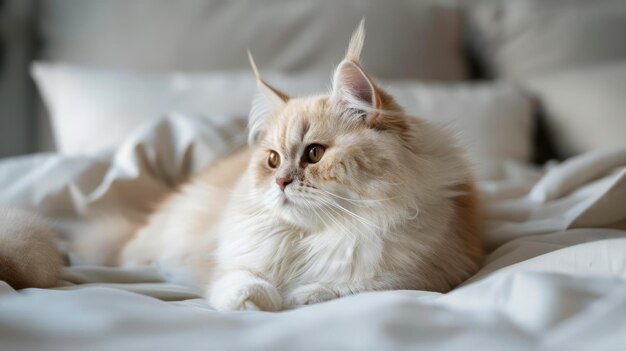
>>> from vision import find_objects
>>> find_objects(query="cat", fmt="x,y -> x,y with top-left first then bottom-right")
118,21 -> 484,310
0,21 -> 483,311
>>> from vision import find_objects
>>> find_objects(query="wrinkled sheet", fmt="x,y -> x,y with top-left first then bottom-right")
1,115 -> 625,351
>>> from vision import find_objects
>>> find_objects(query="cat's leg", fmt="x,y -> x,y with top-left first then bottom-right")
208,270 -> 282,312
286,278 -> 395,307
285,283 -> 339,306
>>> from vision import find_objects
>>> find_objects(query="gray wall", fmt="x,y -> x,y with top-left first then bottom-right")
0,0 -> 36,158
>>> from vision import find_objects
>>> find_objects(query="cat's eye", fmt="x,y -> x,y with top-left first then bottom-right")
305,144 -> 325,164
268,150 -> 281,168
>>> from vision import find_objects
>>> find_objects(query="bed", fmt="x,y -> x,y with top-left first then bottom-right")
2,0 -> 626,350
0,114 -> 625,350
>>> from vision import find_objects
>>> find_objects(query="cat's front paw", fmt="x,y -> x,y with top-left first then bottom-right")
212,283 -> 281,312
287,283 -> 339,307
208,271 -> 282,312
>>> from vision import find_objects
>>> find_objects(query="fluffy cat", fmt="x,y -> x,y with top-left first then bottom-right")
0,22 -> 483,311
119,21 -> 483,310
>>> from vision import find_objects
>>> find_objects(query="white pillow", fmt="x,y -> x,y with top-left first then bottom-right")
33,63 -> 534,180
32,63 -> 325,155
526,62 -> 626,157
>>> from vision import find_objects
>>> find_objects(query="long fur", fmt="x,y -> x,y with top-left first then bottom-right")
0,22 -> 483,310
118,22 -> 484,310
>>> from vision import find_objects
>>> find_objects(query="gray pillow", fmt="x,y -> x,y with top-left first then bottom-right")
468,0 -> 626,79
526,62 -> 626,157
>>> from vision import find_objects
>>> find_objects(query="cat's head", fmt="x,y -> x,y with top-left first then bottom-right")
246,21 -> 417,228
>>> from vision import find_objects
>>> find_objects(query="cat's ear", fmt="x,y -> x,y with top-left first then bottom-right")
331,19 -> 381,123
247,51 -> 289,144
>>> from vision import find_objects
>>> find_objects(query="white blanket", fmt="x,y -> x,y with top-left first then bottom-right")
1,115 -> 625,351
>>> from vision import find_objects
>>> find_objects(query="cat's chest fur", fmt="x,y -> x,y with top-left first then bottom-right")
215,209 -> 384,292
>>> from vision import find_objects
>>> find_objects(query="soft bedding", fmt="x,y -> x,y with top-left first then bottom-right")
1,115 -> 625,350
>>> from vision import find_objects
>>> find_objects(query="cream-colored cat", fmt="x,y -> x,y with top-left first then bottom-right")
119,21 -> 483,310
0,22 -> 483,311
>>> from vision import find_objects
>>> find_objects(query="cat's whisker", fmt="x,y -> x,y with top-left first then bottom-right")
316,197 -> 408,242
307,186 -> 420,223
318,197 -> 382,229
316,188 -> 402,205
301,198 -> 332,230
294,194 -> 360,242
315,201 -> 360,242
311,197 -> 386,242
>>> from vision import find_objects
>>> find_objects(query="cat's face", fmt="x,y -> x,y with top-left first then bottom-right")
246,21 -> 413,227
249,96 -> 407,227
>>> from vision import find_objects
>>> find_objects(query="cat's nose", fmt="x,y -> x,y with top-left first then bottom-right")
276,177 -> 293,192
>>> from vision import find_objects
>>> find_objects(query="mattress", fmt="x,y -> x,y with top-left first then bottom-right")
0,115 -> 625,350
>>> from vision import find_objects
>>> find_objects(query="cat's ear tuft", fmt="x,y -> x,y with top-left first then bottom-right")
248,51 -> 289,106
344,18 -> 366,64
248,51 -> 289,144
331,21 -> 380,123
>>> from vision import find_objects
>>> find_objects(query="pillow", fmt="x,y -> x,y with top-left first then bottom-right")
33,63 -> 534,180
38,0 -> 466,80
32,63 -> 326,155
525,62 -> 626,157
468,0 -> 626,79
386,83 -> 534,180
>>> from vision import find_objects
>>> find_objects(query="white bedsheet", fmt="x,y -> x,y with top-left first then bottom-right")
1,115 -> 625,351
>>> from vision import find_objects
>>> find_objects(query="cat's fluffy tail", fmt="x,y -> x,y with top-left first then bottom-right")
0,208 -> 63,289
